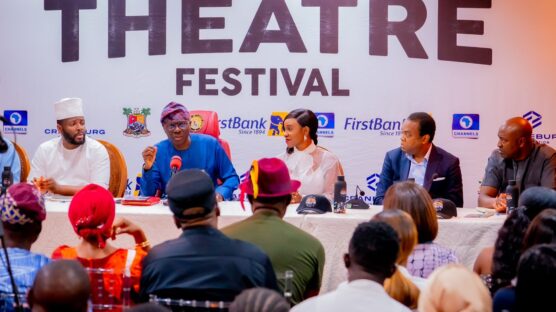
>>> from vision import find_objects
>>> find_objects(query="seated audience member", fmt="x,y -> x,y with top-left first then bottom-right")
277,109 -> 342,203
491,186 -> 556,293
372,209 -> 423,309
418,264 -> 492,312
0,183 -> 50,311
383,181 -> 458,278
52,184 -> 149,309
473,246 -> 495,291
140,169 -> 279,302
27,260 -> 91,312
29,98 -> 110,196
292,221 -> 411,312
374,112 -> 463,207
140,102 -> 239,200
514,244 -> 556,312
222,158 -> 325,305
479,117 -> 556,211
0,130 -> 21,183
522,208 -> 556,248
229,288 -> 291,312
493,211 -> 556,312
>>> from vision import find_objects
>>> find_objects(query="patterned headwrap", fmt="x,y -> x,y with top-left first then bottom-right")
160,102 -> 190,123
68,184 -> 115,248
0,183 -> 46,225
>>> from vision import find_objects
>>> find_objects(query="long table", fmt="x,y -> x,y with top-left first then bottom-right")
34,201 -> 504,293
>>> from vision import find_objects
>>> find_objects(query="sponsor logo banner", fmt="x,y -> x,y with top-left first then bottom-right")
316,112 -> 335,138
123,108 -> 151,138
3,110 -> 28,134
452,114 -> 480,139
523,111 -> 556,144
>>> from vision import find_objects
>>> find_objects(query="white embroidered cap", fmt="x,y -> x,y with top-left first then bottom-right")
54,98 -> 84,120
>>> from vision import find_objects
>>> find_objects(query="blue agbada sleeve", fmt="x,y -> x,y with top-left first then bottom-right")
214,143 -> 239,200
140,146 -> 165,196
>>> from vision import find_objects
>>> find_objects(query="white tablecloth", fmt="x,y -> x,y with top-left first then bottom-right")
34,201 -> 504,293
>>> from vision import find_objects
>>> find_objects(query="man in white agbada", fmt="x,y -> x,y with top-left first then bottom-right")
29,98 -> 109,195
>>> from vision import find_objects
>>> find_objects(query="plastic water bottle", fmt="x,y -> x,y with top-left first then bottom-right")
333,176 -> 347,213
505,180 -> 519,214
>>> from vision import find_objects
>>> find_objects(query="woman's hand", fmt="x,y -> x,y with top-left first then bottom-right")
112,217 -> 151,251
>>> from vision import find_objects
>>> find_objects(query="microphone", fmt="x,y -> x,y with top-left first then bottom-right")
170,155 -> 182,176
346,185 -> 370,209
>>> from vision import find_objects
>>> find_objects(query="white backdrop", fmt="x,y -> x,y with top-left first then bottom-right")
1,0 -> 555,205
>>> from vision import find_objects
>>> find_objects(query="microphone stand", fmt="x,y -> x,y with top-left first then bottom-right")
0,222 -> 23,312
346,185 -> 370,209
0,116 -> 22,312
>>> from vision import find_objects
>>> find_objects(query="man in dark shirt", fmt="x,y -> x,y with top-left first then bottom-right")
139,169 -> 279,302
479,117 -> 556,211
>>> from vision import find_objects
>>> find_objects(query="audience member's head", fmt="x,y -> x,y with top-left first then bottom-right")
496,117 -> 534,161
518,186 -> 556,219
522,209 -> 556,250
345,221 -> 399,284
372,209 -> 420,308
28,260 -> 91,312
0,182 -> 46,248
515,244 -> 556,312
229,288 -> 290,312
383,181 -> 438,244
125,303 -> 171,312
166,169 -> 219,229
492,186 -> 556,292
283,109 -> 319,154
418,264 -> 492,312
240,158 -> 300,215
68,184 -> 115,248
54,98 -> 86,147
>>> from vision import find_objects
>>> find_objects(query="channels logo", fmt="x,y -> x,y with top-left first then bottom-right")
344,116 -> 404,136
523,110 -> 556,144
452,114 -> 480,139
316,112 -> 335,138
123,107 -> 151,138
2,110 -> 28,134
523,111 -> 542,129
267,112 -> 288,136
366,173 -> 380,192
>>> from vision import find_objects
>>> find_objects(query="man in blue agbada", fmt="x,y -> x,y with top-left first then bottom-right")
140,102 -> 239,200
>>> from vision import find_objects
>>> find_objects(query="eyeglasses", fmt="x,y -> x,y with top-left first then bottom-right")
165,121 -> 190,131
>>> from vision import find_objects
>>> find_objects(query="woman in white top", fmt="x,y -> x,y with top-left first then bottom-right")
278,109 -> 342,203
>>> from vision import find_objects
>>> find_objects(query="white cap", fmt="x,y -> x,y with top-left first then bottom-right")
54,98 -> 84,120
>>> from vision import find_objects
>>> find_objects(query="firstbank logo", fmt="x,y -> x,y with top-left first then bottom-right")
366,173 -> 380,192
267,112 -> 288,136
316,112 -> 335,138
3,110 -> 28,134
523,111 -> 542,129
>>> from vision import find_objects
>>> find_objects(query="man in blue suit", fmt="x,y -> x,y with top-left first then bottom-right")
374,112 -> 463,207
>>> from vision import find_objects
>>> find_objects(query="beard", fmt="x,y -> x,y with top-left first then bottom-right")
62,130 -> 85,146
